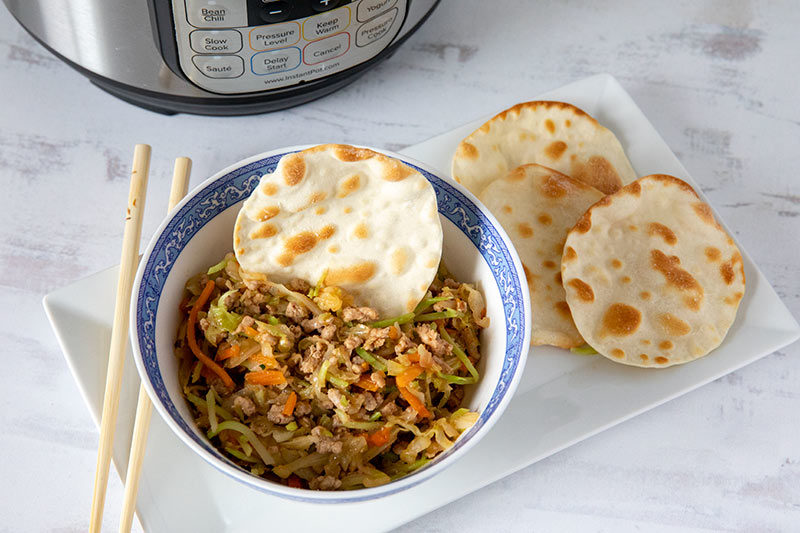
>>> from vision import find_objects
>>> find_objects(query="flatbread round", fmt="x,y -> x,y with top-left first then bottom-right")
234,144 -> 442,317
479,164 -> 604,348
452,101 -> 637,196
561,175 -> 745,368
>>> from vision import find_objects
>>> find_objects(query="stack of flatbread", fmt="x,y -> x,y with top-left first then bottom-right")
452,101 -> 745,368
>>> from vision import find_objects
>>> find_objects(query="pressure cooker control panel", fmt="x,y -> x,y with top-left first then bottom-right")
171,0 -> 407,94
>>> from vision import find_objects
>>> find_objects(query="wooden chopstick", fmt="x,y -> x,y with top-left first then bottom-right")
90,144 -> 151,533
119,157 -> 192,533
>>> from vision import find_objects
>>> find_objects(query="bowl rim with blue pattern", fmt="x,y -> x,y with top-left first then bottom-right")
130,145 -> 531,502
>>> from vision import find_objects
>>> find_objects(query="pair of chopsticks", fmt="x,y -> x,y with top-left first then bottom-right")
89,145 -> 192,533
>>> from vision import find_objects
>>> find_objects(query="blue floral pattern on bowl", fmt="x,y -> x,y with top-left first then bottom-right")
134,151 -> 527,503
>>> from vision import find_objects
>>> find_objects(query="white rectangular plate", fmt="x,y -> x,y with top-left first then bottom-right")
44,74 -> 800,533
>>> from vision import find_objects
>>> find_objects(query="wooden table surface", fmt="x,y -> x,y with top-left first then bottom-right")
1,1 -> 798,531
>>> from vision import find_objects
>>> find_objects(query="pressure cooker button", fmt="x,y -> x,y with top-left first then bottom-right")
303,32 -> 350,65
311,0 -> 341,12
259,1 -> 292,23
356,0 -> 397,22
249,22 -> 301,51
355,8 -> 397,47
190,30 -> 243,54
192,55 -> 245,78
251,47 -> 302,75
303,6 -> 350,41
186,0 -> 247,28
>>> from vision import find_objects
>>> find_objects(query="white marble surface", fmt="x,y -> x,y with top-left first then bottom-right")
1,1 -> 799,531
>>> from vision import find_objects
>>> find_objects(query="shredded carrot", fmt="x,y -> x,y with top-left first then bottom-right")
245,370 -> 287,386
187,280 -> 234,388
217,343 -> 240,361
243,326 -> 259,338
355,376 -> 379,391
396,365 -> 423,388
406,351 -> 419,363
249,353 -> 279,369
399,386 -> 431,418
367,426 -> 391,447
388,325 -> 400,340
287,474 -> 303,488
282,391 -> 297,416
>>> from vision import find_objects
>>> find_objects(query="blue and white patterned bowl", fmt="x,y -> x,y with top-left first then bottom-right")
130,146 -> 531,503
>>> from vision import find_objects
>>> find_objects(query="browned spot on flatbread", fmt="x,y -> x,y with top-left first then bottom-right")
573,212 -> 592,233
457,142 -> 478,160
563,246 -> 577,262
720,261 -> 734,285
554,300 -> 571,319
621,276 -> 631,283
540,174 -> 571,198
542,260 -> 556,269
572,156 -> 622,195
641,339 -> 651,345
545,119 -> 556,134
353,223 -> 369,239
261,182 -> 278,195
629,225 -> 638,231
502,205 -> 513,214
725,291 -> 743,305
326,262 -> 376,285
692,202 -> 716,225
250,223 -> 277,239
655,356 -> 669,364
333,145 -> 374,162
328,245 -> 340,253
277,231 -> 319,266
337,174 -> 361,198
611,259 -> 622,269
554,271 -> 562,285
343,206 -> 353,214
317,225 -> 335,240
650,249 -> 704,310
565,119 -> 572,127
657,313 -> 691,336
538,213 -> 552,225
611,348 -> 625,359
545,141 -> 567,160
517,223 -> 533,238
648,222 -> 677,245
383,161 -> 415,182
640,291 -> 651,300
506,167 -> 526,182
391,248 -> 408,276
255,205 -> 280,222
601,303 -> 641,336
705,246 -> 721,261
659,340 -> 674,350
282,154 -> 306,186
316,206 -> 327,215
567,278 -> 595,302
639,354 -> 649,362
522,263 -> 532,283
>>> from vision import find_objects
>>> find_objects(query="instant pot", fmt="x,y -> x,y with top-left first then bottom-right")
3,0 -> 438,115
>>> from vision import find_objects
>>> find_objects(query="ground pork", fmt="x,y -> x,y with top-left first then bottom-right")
343,335 -> 363,353
320,324 -> 337,340
380,401 -> 400,417
233,395 -> 256,416
267,404 -> 294,424
362,392 -> 383,411
327,389 -> 348,411
341,306 -> 379,322
299,341 -> 326,374
294,400 -> 311,416
370,371 -> 385,389
286,278 -> 311,293
415,324 -> 452,357
284,301 -> 309,321
300,313 -> 335,333
363,327 -> 391,351
233,315 -> 255,335
393,333 -> 415,355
